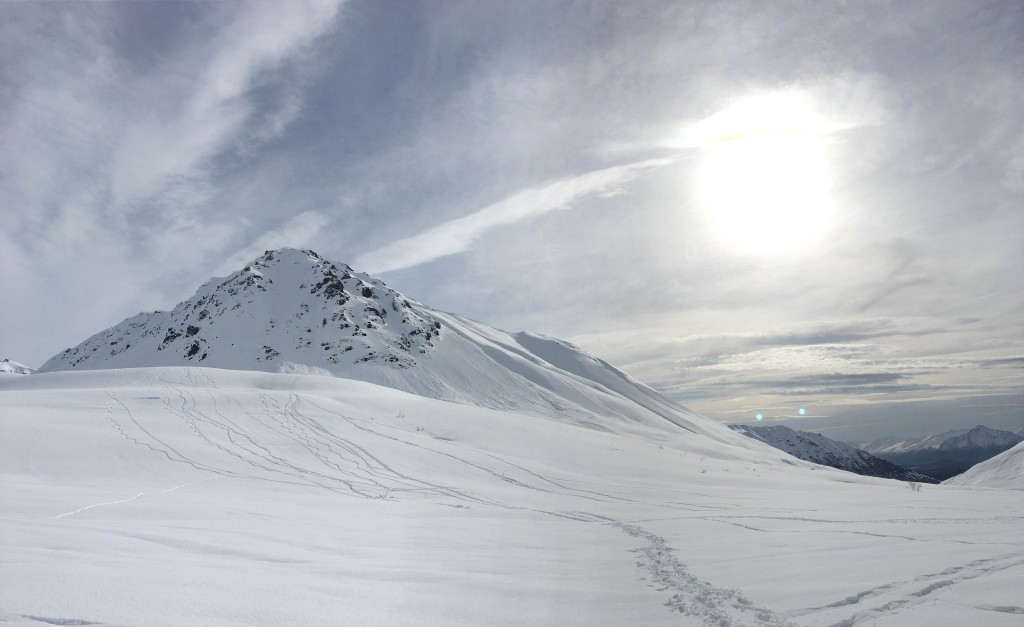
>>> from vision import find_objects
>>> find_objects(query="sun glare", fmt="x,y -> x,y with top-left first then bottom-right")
680,91 -> 838,255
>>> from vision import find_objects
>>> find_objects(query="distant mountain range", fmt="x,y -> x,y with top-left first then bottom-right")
862,426 -> 1023,481
730,424 -> 937,483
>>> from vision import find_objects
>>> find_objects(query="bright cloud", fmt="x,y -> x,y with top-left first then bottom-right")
215,211 -> 331,277
0,2 -> 1019,441
354,159 -> 672,274
109,0 -> 346,207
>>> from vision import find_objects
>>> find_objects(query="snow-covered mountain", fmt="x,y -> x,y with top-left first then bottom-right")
0,359 -> 34,375
867,425 -> 1022,454
944,441 -> 1024,490
864,425 -> 1023,481
39,248 -> 749,445
10,249 -> 1024,625
730,424 -> 937,482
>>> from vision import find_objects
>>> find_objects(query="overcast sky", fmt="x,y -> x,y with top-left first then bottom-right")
2,1 -> 1021,440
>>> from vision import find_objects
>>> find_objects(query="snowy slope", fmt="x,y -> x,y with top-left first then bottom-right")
0,359 -> 34,375
38,248 -> 752,446
864,426 -> 1023,481
944,441 -> 1024,490
730,424 -> 937,483
17,249 -> 1024,625
3,368 -> 1023,627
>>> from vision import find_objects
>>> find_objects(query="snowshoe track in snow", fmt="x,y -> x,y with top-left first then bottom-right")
84,370 -> 791,625
614,522 -> 793,626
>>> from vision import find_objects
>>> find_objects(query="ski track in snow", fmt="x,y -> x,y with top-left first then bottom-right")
0,612 -> 128,627
76,370 -> 812,625
54,477 -> 215,520
799,554 -> 1024,626
61,370 -> 1020,626
17,615 -> 104,626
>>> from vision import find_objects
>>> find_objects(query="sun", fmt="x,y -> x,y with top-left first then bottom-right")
679,91 -> 838,256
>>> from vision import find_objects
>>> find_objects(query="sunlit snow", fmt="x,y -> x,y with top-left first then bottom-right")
3,249 -> 1022,626
3,368 -> 1022,626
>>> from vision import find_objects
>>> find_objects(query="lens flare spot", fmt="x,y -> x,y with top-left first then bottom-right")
799,408 -> 806,415
756,413 -> 763,421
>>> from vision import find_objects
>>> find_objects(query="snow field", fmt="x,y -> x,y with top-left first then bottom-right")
2,368 -> 1022,626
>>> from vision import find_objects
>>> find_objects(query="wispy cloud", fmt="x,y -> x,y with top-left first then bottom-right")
0,1 -> 346,364
354,158 -> 671,274
1,0 -> 1020,442
570,313 -> 1024,427
215,211 -> 330,277
109,0 -> 346,208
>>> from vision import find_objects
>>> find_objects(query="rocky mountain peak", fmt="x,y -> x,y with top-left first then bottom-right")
41,248 -> 442,372
0,359 -> 35,375
938,425 -> 1022,451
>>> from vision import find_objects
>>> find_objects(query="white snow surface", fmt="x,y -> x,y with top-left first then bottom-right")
3,367 -> 1023,626
37,248 -> 743,445
944,441 -> 1024,490
0,359 -> 34,375
12,249 -> 1024,624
